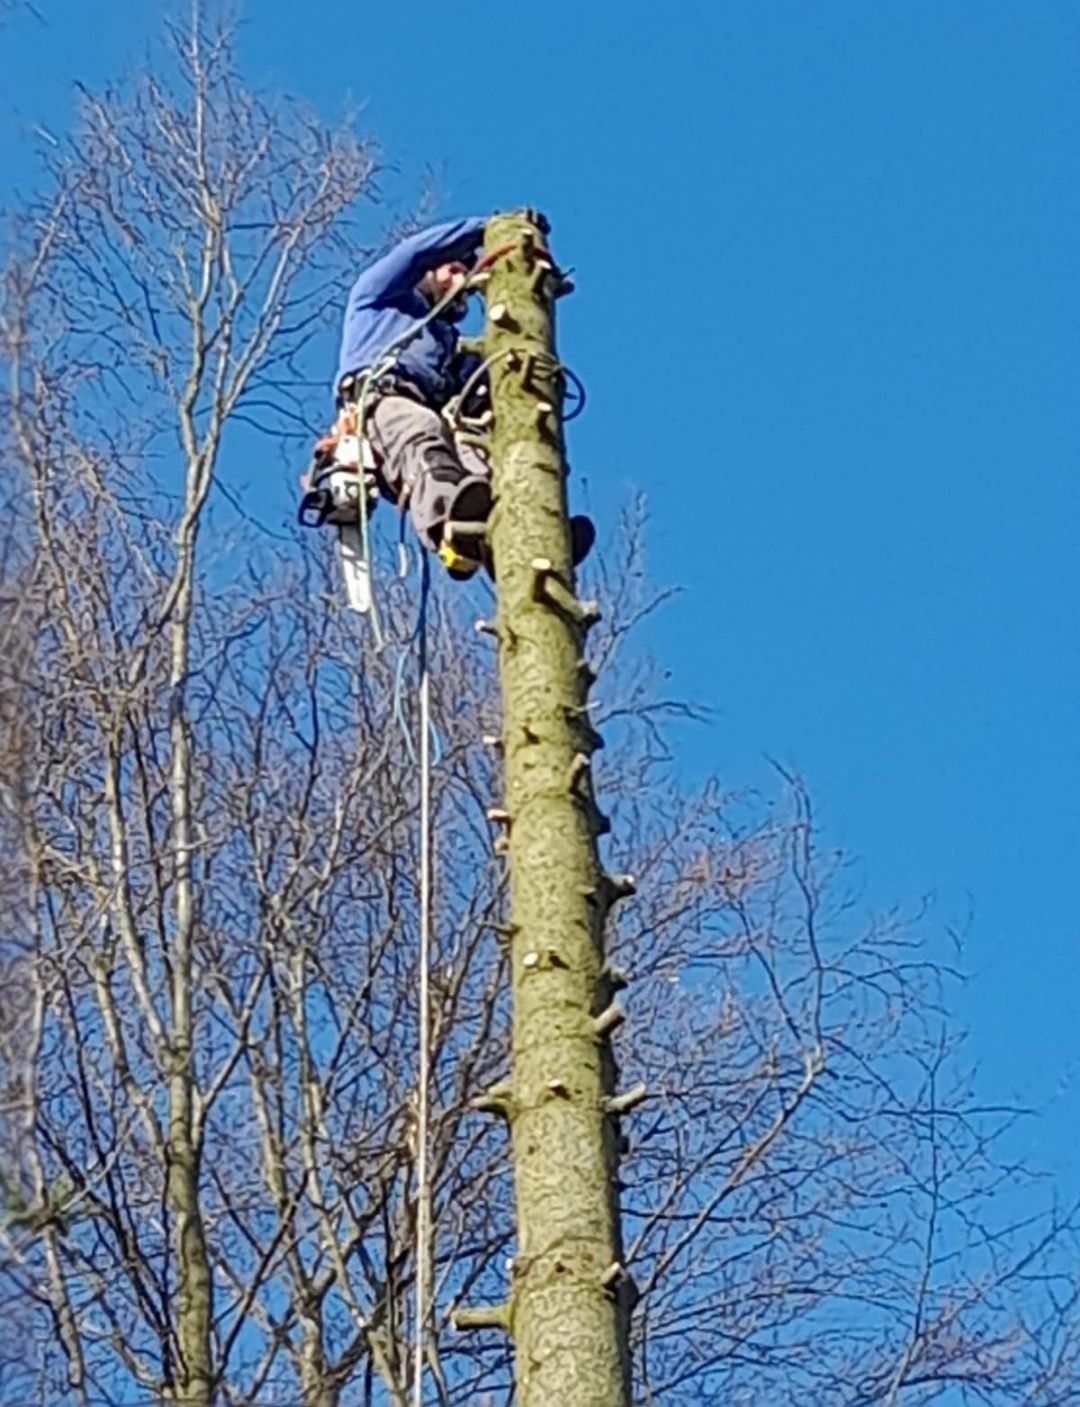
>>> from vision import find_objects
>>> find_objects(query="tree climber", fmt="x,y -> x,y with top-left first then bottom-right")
300,217 -> 593,582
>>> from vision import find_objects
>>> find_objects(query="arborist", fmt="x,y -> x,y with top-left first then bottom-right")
300,216 -> 593,586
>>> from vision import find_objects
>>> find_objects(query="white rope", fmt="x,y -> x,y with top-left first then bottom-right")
413,618 -> 433,1407
353,370 -> 384,650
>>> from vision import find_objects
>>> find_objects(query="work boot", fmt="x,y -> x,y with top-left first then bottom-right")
569,514 -> 595,567
438,480 -> 597,582
437,476 -> 492,580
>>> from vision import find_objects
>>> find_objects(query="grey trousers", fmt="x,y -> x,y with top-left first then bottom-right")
367,395 -> 490,551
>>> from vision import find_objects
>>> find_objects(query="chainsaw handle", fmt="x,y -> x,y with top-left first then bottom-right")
297,488 -> 331,529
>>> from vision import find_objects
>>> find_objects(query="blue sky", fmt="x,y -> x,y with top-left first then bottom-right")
2,0 -> 1077,1181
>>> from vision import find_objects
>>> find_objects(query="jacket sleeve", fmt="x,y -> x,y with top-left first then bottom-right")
349,218 -> 486,305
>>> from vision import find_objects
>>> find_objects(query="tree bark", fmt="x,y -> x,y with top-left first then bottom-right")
481,210 -> 632,1406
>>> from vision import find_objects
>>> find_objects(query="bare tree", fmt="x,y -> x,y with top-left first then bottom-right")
2,12 -> 1079,1407
1,10 -> 379,1404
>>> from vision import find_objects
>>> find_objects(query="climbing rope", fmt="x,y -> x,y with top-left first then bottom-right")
413,551 -> 433,1407
446,347 -> 586,437
392,552 -> 442,767
352,370 -> 384,650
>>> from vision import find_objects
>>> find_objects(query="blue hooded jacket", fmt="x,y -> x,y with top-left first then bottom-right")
335,217 -> 487,403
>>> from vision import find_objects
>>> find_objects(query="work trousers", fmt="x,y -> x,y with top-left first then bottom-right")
366,395 -> 490,551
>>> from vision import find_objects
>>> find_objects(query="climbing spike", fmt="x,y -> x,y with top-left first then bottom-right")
446,519 -> 487,539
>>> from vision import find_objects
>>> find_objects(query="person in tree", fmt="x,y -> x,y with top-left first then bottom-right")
307,216 -> 592,580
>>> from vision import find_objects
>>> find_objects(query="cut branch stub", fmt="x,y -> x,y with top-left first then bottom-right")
488,301 -> 518,330
472,1082 -> 517,1122
606,1083 -> 648,1116
600,872 -> 636,908
530,558 -> 602,630
452,1302 -> 512,1334
592,1003 -> 626,1038
601,964 -> 630,995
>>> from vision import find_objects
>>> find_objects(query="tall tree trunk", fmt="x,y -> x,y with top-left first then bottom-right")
167,508 -> 214,1407
467,210 -> 633,1405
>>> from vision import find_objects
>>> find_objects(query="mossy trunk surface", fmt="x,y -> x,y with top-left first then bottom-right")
481,210 -> 631,1407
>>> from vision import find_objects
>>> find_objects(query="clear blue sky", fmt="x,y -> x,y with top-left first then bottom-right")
2,1 -> 1077,1179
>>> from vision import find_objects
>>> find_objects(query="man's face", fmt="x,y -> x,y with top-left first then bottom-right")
419,261 -> 470,319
